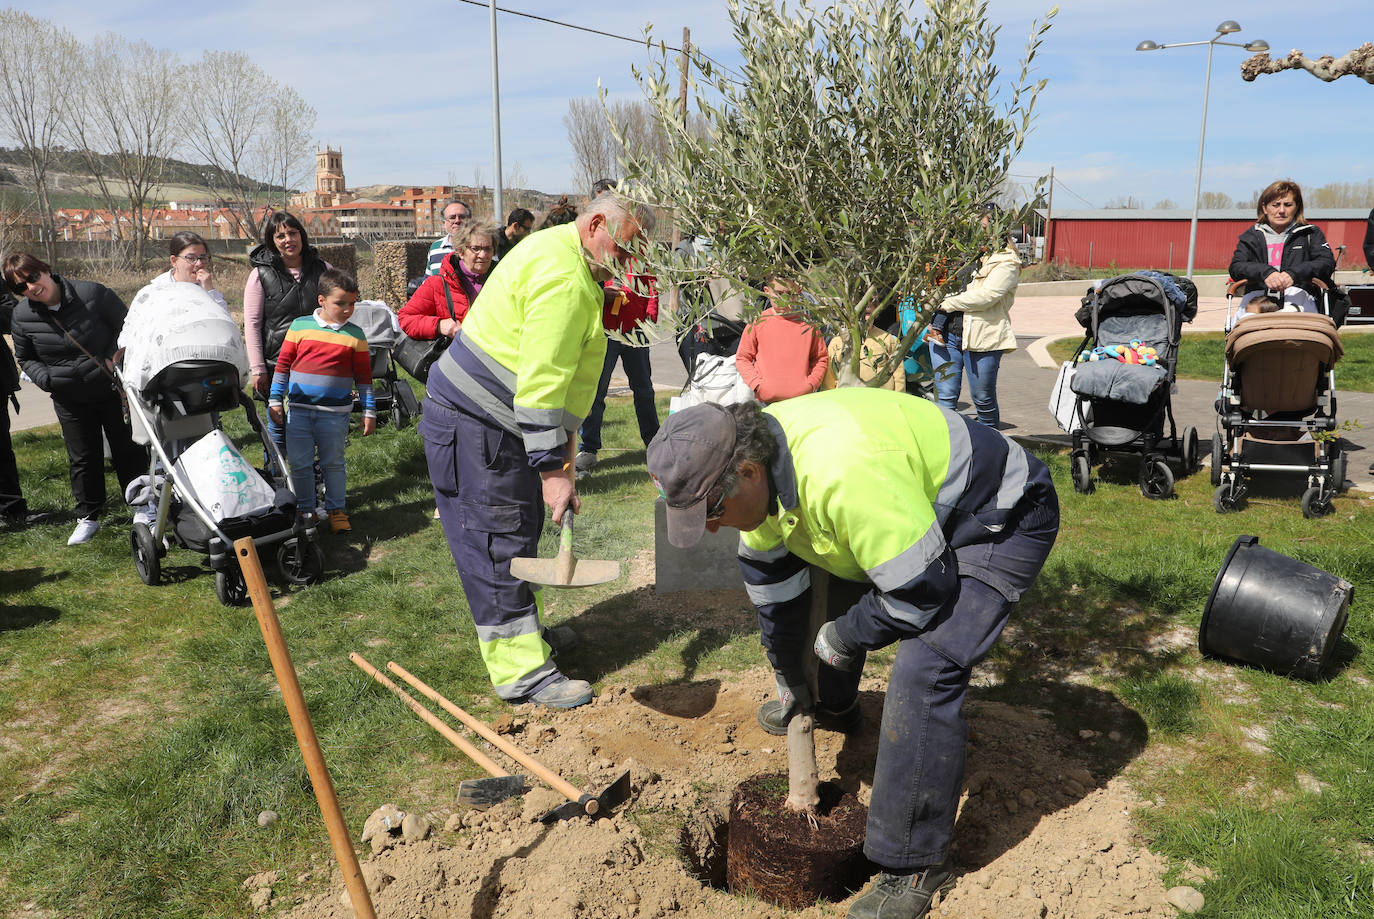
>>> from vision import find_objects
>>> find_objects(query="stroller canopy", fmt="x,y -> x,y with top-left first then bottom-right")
121,282 -> 249,394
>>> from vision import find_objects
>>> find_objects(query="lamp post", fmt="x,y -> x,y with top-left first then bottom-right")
1136,22 -> 1268,279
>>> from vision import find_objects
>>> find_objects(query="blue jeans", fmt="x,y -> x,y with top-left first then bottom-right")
929,332 -> 1003,426
285,407 -> 349,513
579,340 -> 660,454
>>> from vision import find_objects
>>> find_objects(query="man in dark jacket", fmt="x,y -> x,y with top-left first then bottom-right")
1364,206 -> 1373,272
0,284 -> 46,527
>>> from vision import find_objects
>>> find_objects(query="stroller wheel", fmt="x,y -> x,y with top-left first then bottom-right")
215,564 -> 249,606
131,523 -> 162,586
1213,483 -> 1245,514
1181,427 -> 1199,474
1301,486 -> 1333,520
1210,433 -> 1226,487
1071,453 -> 1094,495
277,539 -> 324,586
391,396 -> 411,430
1139,458 -> 1174,500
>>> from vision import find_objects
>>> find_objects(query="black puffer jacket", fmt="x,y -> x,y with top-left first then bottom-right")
1,285 -> 19,403
1229,222 -> 1336,298
248,242 -> 327,367
1363,207 -> 1373,272
11,275 -> 127,403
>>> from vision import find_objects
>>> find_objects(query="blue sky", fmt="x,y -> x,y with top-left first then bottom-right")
30,0 -> 1374,208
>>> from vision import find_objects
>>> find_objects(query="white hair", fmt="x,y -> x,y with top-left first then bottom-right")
578,189 -> 657,236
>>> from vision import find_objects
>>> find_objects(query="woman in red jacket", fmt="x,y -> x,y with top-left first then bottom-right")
400,222 -> 497,340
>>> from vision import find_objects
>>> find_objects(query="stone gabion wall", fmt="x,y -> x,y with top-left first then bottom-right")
315,243 -> 357,279
373,239 -> 434,309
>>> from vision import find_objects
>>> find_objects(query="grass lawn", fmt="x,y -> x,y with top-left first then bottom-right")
2,391 -> 1373,917
1047,330 -> 1374,392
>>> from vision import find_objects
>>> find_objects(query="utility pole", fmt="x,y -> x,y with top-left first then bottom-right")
489,0 -> 504,223
667,26 -> 690,315
1044,165 -> 1055,264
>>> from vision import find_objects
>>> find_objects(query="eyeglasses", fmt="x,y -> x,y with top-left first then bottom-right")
444,213 -> 470,223
465,244 -> 494,254
176,253 -> 211,264
704,473 -> 730,522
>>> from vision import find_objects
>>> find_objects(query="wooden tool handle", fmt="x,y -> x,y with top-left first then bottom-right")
349,652 -> 510,778
386,661 -> 589,808
556,433 -> 577,585
235,539 -> 376,919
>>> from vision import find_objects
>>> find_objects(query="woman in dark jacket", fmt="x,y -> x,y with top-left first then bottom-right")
242,211 -> 329,459
1229,179 -> 1335,303
5,253 -> 147,545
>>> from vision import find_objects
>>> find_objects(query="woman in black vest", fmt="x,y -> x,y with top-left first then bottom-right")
243,211 -> 328,459
5,253 -> 148,545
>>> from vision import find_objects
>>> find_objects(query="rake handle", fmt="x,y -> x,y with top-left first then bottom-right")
235,538 -> 376,919
385,661 -> 593,812
349,652 -> 510,779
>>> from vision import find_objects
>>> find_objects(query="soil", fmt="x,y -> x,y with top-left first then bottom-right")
271,556 -> 1185,919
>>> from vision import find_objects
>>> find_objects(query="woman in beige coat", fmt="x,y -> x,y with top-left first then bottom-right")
927,223 -> 1021,426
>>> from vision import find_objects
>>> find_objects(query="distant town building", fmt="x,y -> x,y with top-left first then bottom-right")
319,201 -> 417,240
290,147 -> 357,209
390,186 -> 480,236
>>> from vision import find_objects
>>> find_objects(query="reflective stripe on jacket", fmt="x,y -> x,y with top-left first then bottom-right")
737,387 -> 1054,676
429,223 -> 606,468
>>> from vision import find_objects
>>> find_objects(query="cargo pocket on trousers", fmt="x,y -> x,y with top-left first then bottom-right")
460,501 -> 527,579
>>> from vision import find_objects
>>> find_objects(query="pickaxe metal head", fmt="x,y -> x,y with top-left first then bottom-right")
538,769 -> 631,824
458,774 -> 527,809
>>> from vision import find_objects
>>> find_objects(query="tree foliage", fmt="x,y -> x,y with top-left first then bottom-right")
620,0 -> 1054,386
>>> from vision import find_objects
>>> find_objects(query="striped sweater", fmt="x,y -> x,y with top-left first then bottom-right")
269,313 -> 375,416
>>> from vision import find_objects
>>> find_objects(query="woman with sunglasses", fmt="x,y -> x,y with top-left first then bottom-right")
399,221 -> 497,342
4,253 -> 148,545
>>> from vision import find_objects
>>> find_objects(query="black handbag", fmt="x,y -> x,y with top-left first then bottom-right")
394,282 -> 455,383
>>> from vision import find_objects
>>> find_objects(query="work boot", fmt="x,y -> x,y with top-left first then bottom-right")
543,625 -> 580,656
757,699 -> 864,736
575,451 -> 597,473
528,675 -> 593,710
847,861 -> 955,919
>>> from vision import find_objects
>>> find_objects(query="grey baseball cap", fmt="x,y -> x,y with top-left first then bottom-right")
646,403 -> 737,548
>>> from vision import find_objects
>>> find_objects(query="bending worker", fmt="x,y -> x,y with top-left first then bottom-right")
647,388 -> 1058,919
420,192 -> 654,709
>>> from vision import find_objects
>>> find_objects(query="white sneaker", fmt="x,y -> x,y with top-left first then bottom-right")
68,517 -> 100,545
133,503 -> 156,527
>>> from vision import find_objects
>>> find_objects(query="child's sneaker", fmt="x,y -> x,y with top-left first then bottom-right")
328,510 -> 351,534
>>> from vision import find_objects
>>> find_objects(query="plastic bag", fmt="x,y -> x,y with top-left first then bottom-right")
175,429 -> 276,522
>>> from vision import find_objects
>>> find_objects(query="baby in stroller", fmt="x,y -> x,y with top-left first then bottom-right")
348,299 -> 421,428
119,282 -> 322,605
1211,279 -> 1345,518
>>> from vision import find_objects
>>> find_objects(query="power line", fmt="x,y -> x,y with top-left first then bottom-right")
455,0 -> 744,83
1052,178 -> 1096,209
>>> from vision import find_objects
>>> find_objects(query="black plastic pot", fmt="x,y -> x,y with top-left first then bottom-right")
1199,535 -> 1353,681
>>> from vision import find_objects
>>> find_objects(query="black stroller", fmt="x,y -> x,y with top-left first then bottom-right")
1066,272 -> 1200,499
349,300 -> 421,428
123,362 -> 323,605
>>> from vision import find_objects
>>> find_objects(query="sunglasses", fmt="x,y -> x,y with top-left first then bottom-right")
14,270 -> 40,291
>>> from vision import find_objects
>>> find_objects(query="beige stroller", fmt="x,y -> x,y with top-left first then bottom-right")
1212,279 -> 1345,517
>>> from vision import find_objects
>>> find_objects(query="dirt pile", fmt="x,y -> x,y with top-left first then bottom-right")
270,672 -> 1183,919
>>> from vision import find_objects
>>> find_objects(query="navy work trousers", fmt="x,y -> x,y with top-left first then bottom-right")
828,495 -> 1059,872
419,398 -> 559,700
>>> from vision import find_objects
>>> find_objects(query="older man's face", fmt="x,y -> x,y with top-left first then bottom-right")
588,213 -> 642,271
442,205 -> 470,238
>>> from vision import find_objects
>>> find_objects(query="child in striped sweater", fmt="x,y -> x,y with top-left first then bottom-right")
268,268 -> 375,534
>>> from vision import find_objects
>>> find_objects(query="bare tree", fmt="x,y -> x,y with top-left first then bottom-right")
565,96 -> 701,197
1154,198 -> 1178,209
182,50 -> 277,241
257,88 -> 317,212
1198,191 -> 1234,209
1242,43 -> 1374,83
565,96 -> 621,195
0,11 -> 79,262
65,36 -> 183,264
1103,195 -> 1144,209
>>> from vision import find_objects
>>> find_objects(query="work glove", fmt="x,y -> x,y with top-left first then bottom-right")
814,620 -> 863,672
774,672 -> 813,719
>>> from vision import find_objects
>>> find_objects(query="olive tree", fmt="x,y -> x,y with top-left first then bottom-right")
620,0 -> 1053,390
1242,42 -> 1374,83
620,0 -> 1054,816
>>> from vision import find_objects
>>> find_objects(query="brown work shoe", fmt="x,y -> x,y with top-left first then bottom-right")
328,510 -> 351,534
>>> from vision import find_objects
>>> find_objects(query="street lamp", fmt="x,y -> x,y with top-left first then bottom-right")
1136,21 -> 1268,279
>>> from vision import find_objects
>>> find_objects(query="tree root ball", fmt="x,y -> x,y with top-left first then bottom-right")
726,773 -> 872,908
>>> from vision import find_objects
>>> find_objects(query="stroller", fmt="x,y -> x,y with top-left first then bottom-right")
349,300 -> 421,429
1066,271 -> 1200,499
120,284 -> 322,606
1211,279 -> 1345,518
